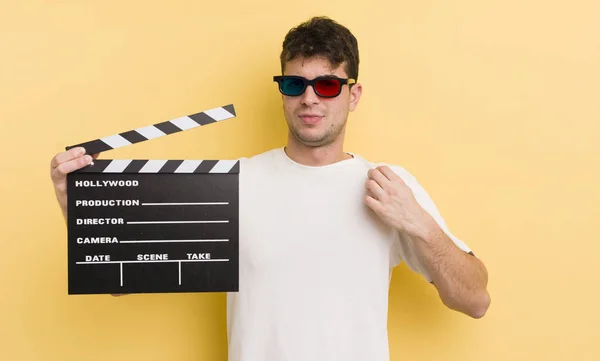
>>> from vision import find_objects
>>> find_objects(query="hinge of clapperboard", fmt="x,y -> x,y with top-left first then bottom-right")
64,104 -> 239,174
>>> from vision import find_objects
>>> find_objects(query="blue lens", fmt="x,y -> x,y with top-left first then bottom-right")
282,78 -> 305,95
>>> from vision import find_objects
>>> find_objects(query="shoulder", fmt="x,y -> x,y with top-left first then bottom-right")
350,153 -> 419,186
350,153 -> 438,211
356,153 -> 474,255
237,147 -> 283,171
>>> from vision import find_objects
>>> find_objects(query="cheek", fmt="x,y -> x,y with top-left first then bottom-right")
329,102 -> 348,122
282,99 -> 297,115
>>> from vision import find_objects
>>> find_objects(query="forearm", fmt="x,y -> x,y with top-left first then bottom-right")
410,217 -> 490,318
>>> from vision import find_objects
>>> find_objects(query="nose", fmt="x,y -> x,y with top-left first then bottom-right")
300,84 -> 320,105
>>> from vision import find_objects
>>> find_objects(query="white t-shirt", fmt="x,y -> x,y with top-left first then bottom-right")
227,147 -> 472,361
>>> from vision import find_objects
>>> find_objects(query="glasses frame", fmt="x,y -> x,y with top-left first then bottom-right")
273,75 -> 356,98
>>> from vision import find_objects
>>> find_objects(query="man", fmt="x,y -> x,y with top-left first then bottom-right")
50,16 -> 489,361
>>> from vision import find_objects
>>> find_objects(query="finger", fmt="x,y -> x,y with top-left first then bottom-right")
51,155 -> 93,180
364,194 -> 383,212
90,152 -> 101,165
377,166 -> 404,184
365,188 -> 379,201
365,178 -> 385,200
368,168 -> 392,189
50,147 -> 86,169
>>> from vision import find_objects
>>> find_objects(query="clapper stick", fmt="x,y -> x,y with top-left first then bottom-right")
65,103 -> 240,295
65,104 -> 236,155
74,159 -> 240,174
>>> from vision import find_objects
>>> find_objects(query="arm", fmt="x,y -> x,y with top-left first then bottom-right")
50,147 -> 126,297
364,165 -> 491,318
50,147 -> 98,223
407,214 -> 490,318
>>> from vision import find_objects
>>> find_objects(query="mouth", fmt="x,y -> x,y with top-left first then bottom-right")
298,114 -> 324,125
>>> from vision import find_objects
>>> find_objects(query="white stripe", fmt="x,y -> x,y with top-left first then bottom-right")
139,160 -> 168,173
103,160 -> 132,173
100,134 -> 131,149
141,202 -> 228,206
204,107 -> 235,121
175,160 -> 202,173
209,160 -> 237,173
170,116 -> 200,130
76,259 -> 229,264
126,220 -> 229,224
120,239 -> 229,243
135,125 -> 166,139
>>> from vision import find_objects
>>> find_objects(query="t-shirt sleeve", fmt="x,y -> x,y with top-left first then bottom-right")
386,165 -> 474,282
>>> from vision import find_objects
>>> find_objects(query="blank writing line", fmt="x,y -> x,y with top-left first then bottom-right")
126,220 -> 229,224
141,202 -> 229,206
76,259 -> 229,265
120,239 -> 229,244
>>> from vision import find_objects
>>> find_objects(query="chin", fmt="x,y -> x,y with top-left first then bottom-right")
294,133 -> 333,147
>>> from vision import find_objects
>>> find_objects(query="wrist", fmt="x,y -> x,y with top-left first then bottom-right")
410,212 -> 442,244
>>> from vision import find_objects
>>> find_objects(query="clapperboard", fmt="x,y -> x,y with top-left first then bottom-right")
65,104 -> 239,295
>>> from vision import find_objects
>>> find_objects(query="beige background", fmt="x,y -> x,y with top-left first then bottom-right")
1,1 -> 599,360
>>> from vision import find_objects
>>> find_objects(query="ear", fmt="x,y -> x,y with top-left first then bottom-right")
348,83 -> 362,112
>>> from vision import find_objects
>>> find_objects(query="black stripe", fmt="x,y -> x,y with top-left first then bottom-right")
194,160 -> 218,173
154,121 -> 182,135
223,104 -> 236,116
66,139 -> 113,155
123,160 -> 148,173
228,161 -> 240,173
159,160 -> 183,173
120,130 -> 148,144
188,112 -> 217,126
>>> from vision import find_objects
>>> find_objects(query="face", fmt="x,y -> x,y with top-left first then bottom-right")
280,56 -> 362,147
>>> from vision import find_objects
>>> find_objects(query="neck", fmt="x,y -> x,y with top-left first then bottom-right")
284,135 -> 353,167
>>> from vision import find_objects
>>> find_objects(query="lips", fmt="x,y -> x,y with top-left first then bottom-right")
298,114 -> 323,124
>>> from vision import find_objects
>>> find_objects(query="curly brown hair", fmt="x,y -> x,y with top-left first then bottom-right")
279,16 -> 359,81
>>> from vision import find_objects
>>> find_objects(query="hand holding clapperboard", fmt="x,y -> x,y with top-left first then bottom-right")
61,104 -> 239,295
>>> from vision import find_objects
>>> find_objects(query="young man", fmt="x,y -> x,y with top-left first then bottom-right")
50,16 -> 489,361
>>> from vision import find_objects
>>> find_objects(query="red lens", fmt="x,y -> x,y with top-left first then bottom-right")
315,79 -> 341,97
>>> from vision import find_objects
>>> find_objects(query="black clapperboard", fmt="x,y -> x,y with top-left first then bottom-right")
65,104 -> 239,295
